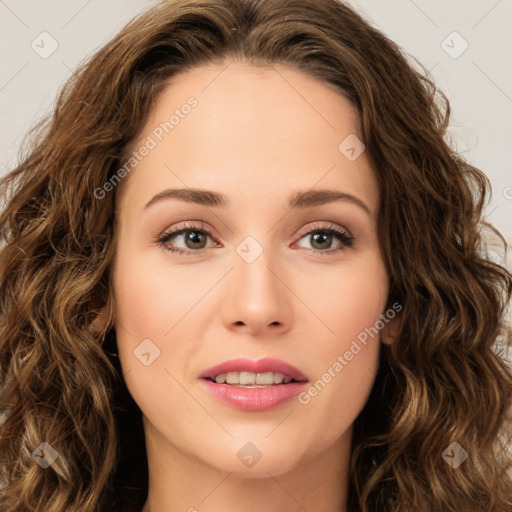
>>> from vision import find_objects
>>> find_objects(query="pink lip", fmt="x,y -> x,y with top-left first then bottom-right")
199,357 -> 309,412
199,357 -> 308,382
200,380 -> 308,411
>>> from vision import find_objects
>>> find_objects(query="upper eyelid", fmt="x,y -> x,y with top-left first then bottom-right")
160,221 -> 351,239
296,221 -> 351,237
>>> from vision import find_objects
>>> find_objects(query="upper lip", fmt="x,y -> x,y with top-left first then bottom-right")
200,357 -> 309,382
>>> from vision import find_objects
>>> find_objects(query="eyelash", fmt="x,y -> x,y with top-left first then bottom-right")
155,221 -> 354,256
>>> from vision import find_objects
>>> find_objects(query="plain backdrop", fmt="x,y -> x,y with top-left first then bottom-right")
0,0 -> 511,251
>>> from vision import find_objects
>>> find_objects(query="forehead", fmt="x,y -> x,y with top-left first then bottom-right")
117,62 -> 378,217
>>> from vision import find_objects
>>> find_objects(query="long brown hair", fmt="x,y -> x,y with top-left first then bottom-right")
1,1 -> 511,510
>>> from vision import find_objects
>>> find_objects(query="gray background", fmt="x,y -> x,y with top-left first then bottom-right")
1,0 -> 511,253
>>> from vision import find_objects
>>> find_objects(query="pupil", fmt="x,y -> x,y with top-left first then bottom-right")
186,231 -> 206,249
312,232 -> 331,250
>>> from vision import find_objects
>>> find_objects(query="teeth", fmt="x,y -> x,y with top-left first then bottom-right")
239,372 -> 255,385
214,373 -> 226,383
213,371 -> 294,386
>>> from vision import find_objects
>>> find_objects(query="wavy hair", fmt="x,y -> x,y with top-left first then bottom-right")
1,0 -> 511,510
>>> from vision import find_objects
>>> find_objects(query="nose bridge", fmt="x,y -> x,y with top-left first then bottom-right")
223,233 -> 291,332
234,234 -> 281,303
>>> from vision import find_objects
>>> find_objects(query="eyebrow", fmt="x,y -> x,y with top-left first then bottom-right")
144,188 -> 372,216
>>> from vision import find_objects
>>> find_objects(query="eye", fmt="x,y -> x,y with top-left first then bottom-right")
294,222 -> 354,255
155,221 -> 218,256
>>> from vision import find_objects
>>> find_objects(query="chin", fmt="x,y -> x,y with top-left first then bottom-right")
196,438 -> 308,477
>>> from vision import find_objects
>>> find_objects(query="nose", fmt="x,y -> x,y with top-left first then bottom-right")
221,246 -> 292,337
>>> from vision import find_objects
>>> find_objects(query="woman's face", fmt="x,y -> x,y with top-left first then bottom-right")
110,61 -> 392,476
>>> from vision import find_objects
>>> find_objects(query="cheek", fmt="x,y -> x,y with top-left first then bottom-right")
111,266 -> 195,443
114,273 -> 164,338
111,243 -> 205,416
112,243 -> 198,339
296,327 -> 381,449
294,254 -> 388,437
298,252 -> 389,345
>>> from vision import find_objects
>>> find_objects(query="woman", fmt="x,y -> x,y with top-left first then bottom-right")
1,0 -> 511,511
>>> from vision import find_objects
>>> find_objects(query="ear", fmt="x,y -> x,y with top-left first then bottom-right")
381,310 -> 401,346
89,305 -> 109,335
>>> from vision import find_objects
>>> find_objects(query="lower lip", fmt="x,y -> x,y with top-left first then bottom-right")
200,379 -> 308,411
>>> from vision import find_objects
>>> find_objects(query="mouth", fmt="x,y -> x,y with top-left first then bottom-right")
199,357 -> 309,411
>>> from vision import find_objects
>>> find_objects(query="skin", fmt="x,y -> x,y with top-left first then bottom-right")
95,61 -> 399,512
